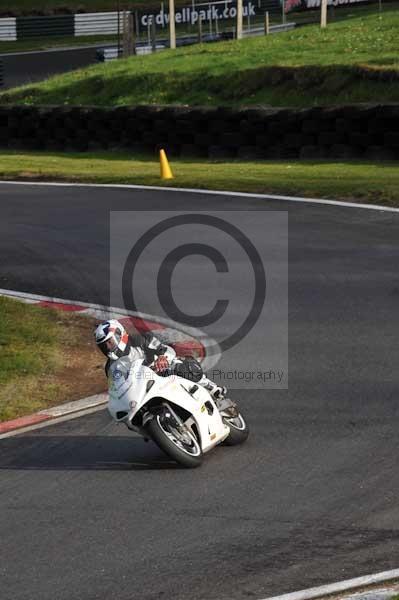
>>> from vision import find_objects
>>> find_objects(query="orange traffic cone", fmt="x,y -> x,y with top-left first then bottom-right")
160,149 -> 174,180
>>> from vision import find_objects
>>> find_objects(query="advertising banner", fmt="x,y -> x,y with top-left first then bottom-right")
285,0 -> 368,10
138,1 -> 280,30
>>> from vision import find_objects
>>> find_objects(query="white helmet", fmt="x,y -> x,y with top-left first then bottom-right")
94,319 -> 130,360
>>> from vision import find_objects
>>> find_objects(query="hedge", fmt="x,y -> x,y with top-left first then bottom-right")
0,103 -> 398,160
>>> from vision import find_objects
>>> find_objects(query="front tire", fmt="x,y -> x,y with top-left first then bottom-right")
146,411 -> 203,468
222,412 -> 249,446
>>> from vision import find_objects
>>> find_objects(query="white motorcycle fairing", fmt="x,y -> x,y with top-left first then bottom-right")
108,358 -> 230,453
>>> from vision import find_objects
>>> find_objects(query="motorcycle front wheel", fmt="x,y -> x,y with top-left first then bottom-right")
147,410 -> 203,468
222,412 -> 249,446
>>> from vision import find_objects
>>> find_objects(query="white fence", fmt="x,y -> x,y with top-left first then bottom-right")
74,12 -> 126,36
0,18 -> 17,41
98,44 -> 166,61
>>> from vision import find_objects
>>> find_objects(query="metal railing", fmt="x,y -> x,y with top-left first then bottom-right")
96,18 -> 296,62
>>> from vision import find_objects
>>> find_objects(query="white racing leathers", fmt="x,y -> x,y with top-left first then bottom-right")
105,333 -> 223,399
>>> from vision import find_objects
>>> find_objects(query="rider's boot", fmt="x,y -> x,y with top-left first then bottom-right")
198,376 -> 227,405
198,376 -> 239,417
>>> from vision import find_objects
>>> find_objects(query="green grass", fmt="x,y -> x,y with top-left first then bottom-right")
0,150 -> 398,206
2,9 -> 399,108
0,296 -> 104,421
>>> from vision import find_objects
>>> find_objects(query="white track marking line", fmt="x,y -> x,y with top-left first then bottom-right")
1,180 -> 398,213
0,43 -> 115,58
0,404 -> 107,439
40,393 -> 108,417
259,569 -> 399,600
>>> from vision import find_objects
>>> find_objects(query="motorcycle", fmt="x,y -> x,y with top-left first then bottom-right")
107,356 -> 249,468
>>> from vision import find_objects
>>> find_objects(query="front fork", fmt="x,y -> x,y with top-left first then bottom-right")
144,402 -> 197,442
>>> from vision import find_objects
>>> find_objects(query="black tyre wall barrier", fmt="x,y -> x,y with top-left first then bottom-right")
16,15 -> 74,38
0,103 -> 399,159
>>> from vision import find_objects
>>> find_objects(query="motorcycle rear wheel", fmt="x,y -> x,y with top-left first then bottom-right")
147,411 -> 203,468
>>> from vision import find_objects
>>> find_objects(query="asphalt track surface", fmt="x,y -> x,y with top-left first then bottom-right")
0,46 -> 100,89
1,183 -> 399,600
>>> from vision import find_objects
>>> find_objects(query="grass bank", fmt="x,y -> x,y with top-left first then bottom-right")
0,150 -> 398,206
0,296 -> 105,422
1,10 -> 399,108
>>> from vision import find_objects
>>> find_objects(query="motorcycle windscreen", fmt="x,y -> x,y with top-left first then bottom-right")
108,359 -> 149,417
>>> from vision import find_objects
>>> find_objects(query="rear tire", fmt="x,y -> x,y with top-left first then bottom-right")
222,413 -> 249,446
146,412 -> 203,469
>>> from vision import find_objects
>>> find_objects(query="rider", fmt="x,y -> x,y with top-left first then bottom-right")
94,319 -> 226,401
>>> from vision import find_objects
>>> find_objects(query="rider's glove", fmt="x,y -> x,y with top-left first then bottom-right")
154,355 -> 169,373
